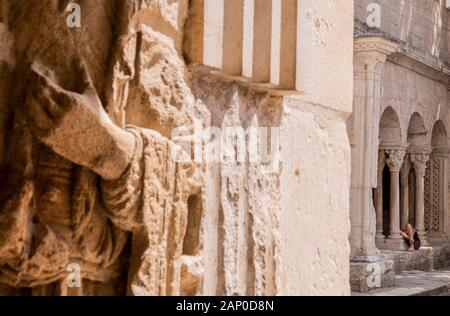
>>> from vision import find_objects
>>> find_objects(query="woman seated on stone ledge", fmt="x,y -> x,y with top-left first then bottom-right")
400,224 -> 421,252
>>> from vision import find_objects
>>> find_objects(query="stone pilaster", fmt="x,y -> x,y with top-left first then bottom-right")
350,37 -> 398,293
350,37 -> 398,260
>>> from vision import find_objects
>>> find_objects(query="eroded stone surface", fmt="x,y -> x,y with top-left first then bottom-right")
0,0 -> 200,296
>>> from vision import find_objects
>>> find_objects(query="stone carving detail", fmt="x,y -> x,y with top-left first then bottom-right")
354,37 -> 398,74
431,159 -> 441,232
425,158 -> 443,233
353,38 -> 399,55
430,159 -> 442,232
424,161 -> 431,230
0,1 -> 202,296
410,152 -> 431,175
386,150 -> 406,172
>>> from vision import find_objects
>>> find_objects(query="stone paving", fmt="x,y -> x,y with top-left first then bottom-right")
353,268 -> 450,296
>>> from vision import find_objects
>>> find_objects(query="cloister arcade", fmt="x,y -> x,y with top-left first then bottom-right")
374,107 -> 449,250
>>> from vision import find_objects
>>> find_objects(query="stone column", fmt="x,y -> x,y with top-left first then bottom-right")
375,151 -> 385,244
349,37 -> 398,260
400,155 -> 411,230
411,151 -> 431,246
384,149 -> 406,250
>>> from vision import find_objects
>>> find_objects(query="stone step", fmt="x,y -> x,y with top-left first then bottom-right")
353,268 -> 450,296
380,244 -> 450,274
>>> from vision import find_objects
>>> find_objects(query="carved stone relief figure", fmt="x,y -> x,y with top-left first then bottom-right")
0,0 -> 202,296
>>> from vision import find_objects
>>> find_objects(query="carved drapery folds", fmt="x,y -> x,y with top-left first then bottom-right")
0,0 -> 203,296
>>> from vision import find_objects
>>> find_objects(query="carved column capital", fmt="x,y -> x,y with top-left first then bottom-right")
386,149 -> 406,172
354,36 -> 399,73
410,152 -> 431,175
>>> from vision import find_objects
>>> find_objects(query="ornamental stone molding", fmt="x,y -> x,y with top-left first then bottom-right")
354,37 -> 399,73
354,36 -> 400,55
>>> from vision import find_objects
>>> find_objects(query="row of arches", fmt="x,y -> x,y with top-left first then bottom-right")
375,107 -> 448,249
379,108 -> 447,149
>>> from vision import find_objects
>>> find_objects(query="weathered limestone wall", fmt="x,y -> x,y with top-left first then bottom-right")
381,60 -> 449,140
189,74 -> 352,296
185,0 -> 354,296
189,72 -> 284,296
278,96 -> 351,296
355,0 -> 450,68
278,0 -> 353,295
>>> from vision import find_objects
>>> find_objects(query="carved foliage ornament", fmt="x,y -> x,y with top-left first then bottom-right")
386,149 -> 406,172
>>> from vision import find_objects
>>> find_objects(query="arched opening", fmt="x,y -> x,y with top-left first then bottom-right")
406,113 -> 428,227
379,107 -> 402,145
431,120 -> 448,149
375,107 -> 403,246
407,113 -> 427,148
